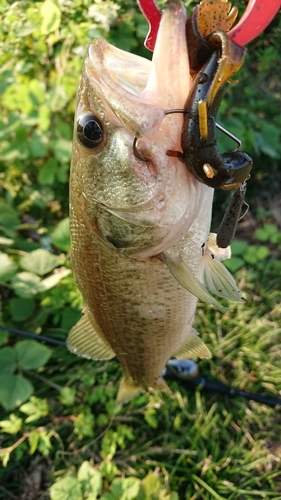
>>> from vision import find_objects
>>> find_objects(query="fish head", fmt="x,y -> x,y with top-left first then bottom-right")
70,0 -> 213,259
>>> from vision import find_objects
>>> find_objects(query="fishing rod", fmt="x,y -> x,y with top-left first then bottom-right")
1,324 -> 281,408
164,359 -> 281,409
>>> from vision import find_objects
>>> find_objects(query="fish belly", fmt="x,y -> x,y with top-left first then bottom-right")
70,209 -> 198,388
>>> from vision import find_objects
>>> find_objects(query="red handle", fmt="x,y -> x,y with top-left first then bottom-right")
137,0 -> 281,51
228,0 -> 281,46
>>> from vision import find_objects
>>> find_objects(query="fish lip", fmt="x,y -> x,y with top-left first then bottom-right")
87,40 -> 151,98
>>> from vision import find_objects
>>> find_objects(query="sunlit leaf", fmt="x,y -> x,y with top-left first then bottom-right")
11,272 -> 41,298
0,414 -> 23,434
36,268 -> 71,292
0,236 -> 14,245
40,1 -> 61,35
51,138 -> 72,163
0,252 -> 17,282
20,396 -> 49,423
77,462 -> 103,497
20,249 -> 60,276
49,476 -> 83,500
51,218 -> 71,252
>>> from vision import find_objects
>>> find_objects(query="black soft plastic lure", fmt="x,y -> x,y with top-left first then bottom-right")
166,32 -> 252,190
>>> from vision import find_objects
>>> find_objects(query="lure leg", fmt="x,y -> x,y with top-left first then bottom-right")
216,181 -> 248,248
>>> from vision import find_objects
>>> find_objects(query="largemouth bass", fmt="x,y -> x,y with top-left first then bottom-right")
68,0 -> 243,403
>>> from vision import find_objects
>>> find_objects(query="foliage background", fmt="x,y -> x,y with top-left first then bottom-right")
0,0 -> 280,499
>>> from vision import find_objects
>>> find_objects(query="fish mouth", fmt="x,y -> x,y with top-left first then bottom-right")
86,0 -> 191,148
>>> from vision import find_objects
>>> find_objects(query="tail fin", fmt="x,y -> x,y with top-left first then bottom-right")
116,378 -> 143,405
116,376 -> 172,405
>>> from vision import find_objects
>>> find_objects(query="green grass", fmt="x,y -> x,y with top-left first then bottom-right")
1,262 -> 281,499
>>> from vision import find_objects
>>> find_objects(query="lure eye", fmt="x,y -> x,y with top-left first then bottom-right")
77,113 -> 104,148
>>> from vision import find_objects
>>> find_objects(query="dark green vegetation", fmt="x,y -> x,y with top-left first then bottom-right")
0,0 -> 281,498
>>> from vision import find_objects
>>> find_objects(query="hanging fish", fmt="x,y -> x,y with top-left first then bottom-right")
68,0 -> 243,404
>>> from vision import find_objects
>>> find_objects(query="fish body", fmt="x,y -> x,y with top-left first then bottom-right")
68,0 -> 243,403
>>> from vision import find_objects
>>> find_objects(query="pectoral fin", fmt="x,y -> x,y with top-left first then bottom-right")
67,312 -> 115,360
163,253 -> 229,312
174,329 -> 212,359
202,235 -> 244,302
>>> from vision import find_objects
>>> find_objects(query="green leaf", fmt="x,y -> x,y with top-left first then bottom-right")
0,330 -> 9,347
20,249 -> 60,276
224,256 -> 244,273
56,163 -> 69,184
142,472 -> 162,497
51,138 -> 72,163
0,374 -> 33,410
15,340 -> 52,370
77,462 -> 103,498
255,245 -> 270,260
121,478 -> 141,500
0,450 -> 11,468
29,429 -> 40,454
36,268 -> 71,292
255,224 -> 278,242
40,1 -> 61,35
29,131 -> 48,158
0,252 -> 17,282
230,240 -> 248,256
244,245 -> 270,264
99,461 -> 119,483
9,297 -> 35,322
59,387 -> 76,406
38,105 -> 51,131
50,476 -> 83,500
111,478 -> 141,500
11,272 -> 41,298
0,347 -> 16,375
20,396 -> 49,423
38,158 -> 58,186
74,412 -> 95,439
144,408 -> 158,429
38,428 -> 52,456
61,308 -> 81,331
0,236 -> 14,246
51,218 -> 71,252
0,414 -> 23,434
0,202 -> 20,227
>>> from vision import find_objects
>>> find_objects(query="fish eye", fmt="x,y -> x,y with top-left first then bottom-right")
77,113 -> 104,148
